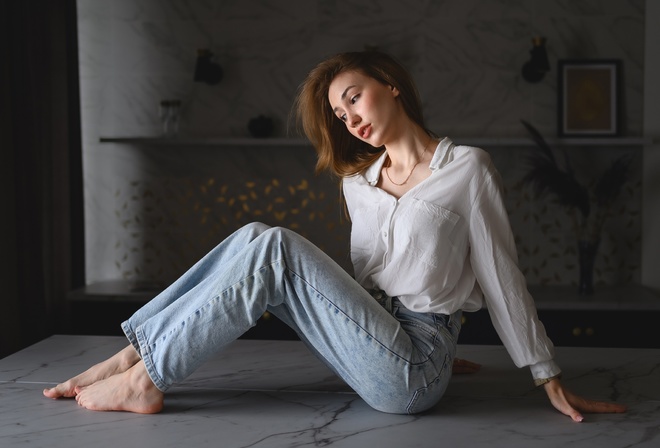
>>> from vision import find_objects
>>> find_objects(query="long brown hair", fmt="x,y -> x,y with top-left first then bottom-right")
293,51 -> 430,178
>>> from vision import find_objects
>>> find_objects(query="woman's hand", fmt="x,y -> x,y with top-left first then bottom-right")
543,378 -> 628,422
452,358 -> 481,374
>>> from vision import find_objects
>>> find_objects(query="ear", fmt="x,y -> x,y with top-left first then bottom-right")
389,85 -> 400,97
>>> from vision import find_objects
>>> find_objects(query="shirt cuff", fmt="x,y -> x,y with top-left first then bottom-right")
529,359 -> 561,381
534,373 -> 562,387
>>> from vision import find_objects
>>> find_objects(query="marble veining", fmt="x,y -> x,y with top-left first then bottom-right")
1,336 -> 658,447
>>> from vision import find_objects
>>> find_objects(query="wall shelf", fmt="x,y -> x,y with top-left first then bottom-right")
99,137 -> 311,147
99,136 -> 653,148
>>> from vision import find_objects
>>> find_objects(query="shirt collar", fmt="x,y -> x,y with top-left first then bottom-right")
362,137 -> 454,186
364,152 -> 388,186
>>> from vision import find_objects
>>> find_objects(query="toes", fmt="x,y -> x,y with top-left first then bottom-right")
43,383 -> 75,399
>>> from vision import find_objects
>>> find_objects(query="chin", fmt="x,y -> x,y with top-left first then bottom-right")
359,134 -> 381,147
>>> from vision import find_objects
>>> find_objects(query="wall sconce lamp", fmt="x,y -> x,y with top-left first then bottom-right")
194,49 -> 223,85
522,37 -> 550,83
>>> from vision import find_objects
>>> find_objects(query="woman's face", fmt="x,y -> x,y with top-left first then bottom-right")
328,70 -> 402,147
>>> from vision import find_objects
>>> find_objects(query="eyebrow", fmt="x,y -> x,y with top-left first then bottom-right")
332,85 -> 356,113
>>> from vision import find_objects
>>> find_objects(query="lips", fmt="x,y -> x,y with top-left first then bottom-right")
358,124 -> 371,139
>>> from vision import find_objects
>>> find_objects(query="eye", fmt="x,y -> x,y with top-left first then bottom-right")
338,113 -> 347,122
350,94 -> 359,104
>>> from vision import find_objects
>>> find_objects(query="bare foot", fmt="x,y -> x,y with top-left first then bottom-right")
43,345 -> 140,399
75,360 -> 164,414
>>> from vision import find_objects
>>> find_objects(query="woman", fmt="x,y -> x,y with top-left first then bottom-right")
44,51 -> 626,421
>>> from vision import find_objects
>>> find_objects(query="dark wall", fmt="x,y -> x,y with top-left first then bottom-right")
0,0 -> 84,357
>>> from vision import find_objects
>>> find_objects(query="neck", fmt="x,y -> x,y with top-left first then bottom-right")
385,130 -> 434,170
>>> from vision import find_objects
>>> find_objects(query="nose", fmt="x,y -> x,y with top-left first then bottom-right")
347,112 -> 361,128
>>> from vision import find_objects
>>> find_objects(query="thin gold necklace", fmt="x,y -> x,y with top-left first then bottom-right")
385,139 -> 434,186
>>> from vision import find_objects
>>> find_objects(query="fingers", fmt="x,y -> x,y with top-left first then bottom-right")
564,400 -> 585,423
571,412 -> 584,422
544,378 -> 627,422
452,358 -> 482,374
569,393 -> 628,414
544,382 -> 583,422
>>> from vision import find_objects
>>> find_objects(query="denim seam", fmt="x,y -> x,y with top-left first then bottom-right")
136,259 -> 285,392
134,324 -> 169,392
406,353 -> 452,414
120,320 -> 141,357
406,313 -> 459,413
216,258 -> 283,306
406,327 -> 438,364
287,267 -> 415,365
180,260 -> 284,337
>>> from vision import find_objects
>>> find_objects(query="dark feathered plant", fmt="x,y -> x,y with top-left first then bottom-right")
520,120 -> 632,243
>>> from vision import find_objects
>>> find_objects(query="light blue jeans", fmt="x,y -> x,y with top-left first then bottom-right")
121,222 -> 461,414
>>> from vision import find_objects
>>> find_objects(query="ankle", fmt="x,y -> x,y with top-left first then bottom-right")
119,346 -> 141,370
131,361 -> 158,391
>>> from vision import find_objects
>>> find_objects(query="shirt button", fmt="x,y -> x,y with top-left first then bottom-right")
383,231 -> 388,238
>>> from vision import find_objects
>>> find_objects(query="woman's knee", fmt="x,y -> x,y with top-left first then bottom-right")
257,225 -> 304,247
241,222 -> 272,236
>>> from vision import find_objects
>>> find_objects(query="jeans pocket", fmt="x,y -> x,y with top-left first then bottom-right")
393,304 -> 442,362
406,353 -> 453,414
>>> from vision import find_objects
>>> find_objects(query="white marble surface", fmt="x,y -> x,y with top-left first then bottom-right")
1,336 -> 658,447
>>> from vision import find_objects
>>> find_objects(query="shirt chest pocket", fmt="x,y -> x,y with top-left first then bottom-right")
397,199 -> 467,268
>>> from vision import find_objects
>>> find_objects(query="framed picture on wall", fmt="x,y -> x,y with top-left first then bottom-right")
557,59 -> 621,137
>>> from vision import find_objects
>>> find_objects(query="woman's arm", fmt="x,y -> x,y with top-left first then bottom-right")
466,153 -> 626,420
543,378 -> 627,422
467,157 -> 559,376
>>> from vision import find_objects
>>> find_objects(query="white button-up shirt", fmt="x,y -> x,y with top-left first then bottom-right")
342,137 -> 560,380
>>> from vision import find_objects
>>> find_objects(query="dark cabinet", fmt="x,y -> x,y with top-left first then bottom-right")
67,282 -> 659,348
458,284 -> 660,348
458,308 -> 659,348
